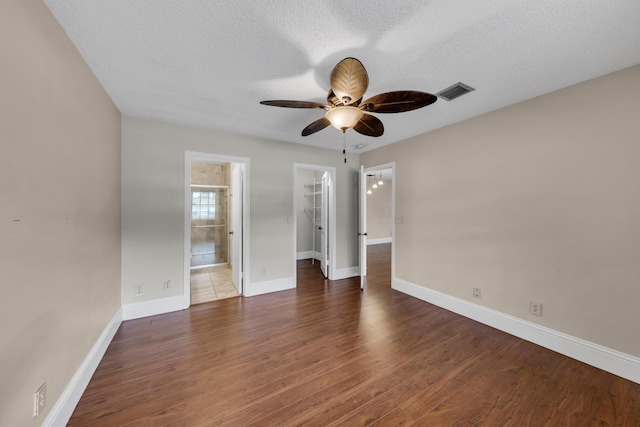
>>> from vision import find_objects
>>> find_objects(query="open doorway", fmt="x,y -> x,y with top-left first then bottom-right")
190,177 -> 228,270
294,164 -> 336,282
360,163 -> 395,289
184,152 -> 249,308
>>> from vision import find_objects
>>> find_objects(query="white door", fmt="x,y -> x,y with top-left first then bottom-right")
319,172 -> 330,278
359,166 -> 367,289
230,163 -> 243,294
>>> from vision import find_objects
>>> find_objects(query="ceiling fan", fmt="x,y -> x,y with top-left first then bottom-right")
260,57 -> 438,137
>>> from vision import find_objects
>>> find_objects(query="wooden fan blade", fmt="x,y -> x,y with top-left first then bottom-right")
302,117 -> 331,136
360,91 -> 437,113
330,58 -> 369,106
260,100 -> 328,109
353,113 -> 384,137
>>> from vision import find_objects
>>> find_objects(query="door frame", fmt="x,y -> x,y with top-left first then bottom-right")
229,162 -> 244,294
293,163 -> 336,282
183,151 -> 250,308
363,162 -> 396,284
359,166 -> 367,288
320,171 -> 329,277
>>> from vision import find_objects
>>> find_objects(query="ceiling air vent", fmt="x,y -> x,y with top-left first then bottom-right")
437,82 -> 475,101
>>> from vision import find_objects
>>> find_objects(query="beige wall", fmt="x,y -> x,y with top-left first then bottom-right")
362,65 -> 640,357
121,116 -> 359,304
366,179 -> 392,240
0,0 -> 122,425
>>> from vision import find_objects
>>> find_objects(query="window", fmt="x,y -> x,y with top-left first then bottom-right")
192,191 -> 216,221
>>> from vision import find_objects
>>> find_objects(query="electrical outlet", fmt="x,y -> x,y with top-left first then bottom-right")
163,280 -> 171,291
34,383 -> 46,417
530,301 -> 543,317
472,287 -> 481,299
135,284 -> 144,295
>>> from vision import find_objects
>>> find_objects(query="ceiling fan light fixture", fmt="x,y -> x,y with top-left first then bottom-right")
260,58 -> 437,138
325,106 -> 364,131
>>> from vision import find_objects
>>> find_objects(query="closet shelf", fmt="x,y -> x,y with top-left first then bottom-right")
305,178 -> 323,264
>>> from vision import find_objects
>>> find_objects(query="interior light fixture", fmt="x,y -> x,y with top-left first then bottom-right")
372,182 -> 378,189
325,106 -> 364,131
378,171 -> 384,186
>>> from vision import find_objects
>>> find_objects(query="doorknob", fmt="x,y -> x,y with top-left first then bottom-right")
229,231 -> 234,235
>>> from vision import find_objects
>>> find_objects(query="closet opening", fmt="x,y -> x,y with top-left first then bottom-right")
294,164 -> 336,282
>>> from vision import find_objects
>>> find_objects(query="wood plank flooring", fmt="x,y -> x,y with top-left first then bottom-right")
69,244 -> 640,426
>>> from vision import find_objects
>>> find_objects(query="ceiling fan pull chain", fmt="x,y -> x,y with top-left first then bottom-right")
342,130 -> 347,163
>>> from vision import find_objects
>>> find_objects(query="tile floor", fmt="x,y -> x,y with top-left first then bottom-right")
190,264 -> 238,305
190,242 -> 226,267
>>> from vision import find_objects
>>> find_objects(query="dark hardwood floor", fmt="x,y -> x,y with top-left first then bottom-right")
69,244 -> 640,426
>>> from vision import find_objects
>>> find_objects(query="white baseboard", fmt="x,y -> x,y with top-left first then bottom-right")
393,278 -> 640,384
296,251 -> 316,261
296,251 -> 320,260
43,308 -> 123,427
245,277 -> 295,297
122,295 -> 184,321
367,237 -> 392,245
333,266 -> 359,280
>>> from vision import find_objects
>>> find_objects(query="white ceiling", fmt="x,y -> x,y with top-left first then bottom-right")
44,0 -> 640,153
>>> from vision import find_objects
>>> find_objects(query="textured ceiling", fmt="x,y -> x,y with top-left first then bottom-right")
44,0 -> 640,153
